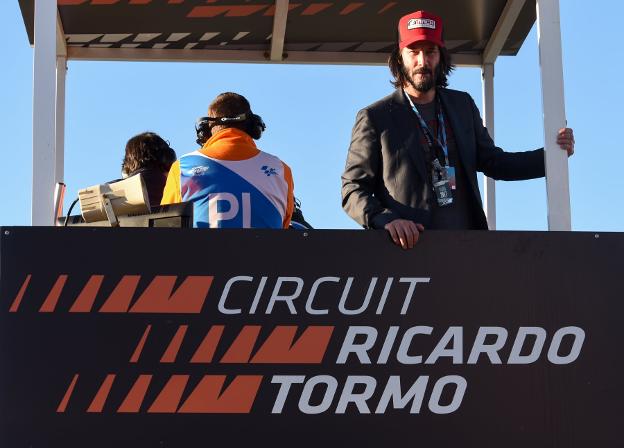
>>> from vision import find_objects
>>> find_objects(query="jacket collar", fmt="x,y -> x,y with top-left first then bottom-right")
200,128 -> 260,161
389,88 -> 469,179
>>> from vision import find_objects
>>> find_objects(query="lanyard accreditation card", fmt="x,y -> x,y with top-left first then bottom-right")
404,90 -> 455,207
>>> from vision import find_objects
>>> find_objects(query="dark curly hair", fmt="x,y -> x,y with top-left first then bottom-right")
388,43 -> 455,89
121,132 -> 176,177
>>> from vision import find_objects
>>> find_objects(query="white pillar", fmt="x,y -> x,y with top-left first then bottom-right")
55,56 -> 67,185
481,63 -> 496,230
536,0 -> 571,231
32,0 -> 58,225
270,0 -> 289,61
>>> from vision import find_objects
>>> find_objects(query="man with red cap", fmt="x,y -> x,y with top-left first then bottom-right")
341,10 -> 575,249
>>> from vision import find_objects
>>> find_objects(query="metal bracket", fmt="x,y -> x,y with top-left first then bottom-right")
102,195 -> 119,227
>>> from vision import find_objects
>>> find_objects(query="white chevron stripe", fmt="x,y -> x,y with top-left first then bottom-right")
134,33 -> 161,43
167,33 -> 191,42
200,32 -> 220,41
100,34 -> 132,43
66,34 -> 102,43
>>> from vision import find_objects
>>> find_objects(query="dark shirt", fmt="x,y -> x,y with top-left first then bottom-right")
414,100 -> 478,230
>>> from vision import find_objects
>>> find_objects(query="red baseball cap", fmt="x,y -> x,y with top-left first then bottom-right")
398,10 -> 445,49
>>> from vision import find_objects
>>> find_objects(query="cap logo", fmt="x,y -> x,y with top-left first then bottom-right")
407,18 -> 436,30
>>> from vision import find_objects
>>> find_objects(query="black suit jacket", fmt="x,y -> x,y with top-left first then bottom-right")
341,88 -> 546,230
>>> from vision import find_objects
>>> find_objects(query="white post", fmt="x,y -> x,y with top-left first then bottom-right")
536,0 -> 571,231
270,0 -> 289,61
480,0 -> 526,231
481,63 -> 496,230
32,0 -> 58,225
56,56 -> 67,185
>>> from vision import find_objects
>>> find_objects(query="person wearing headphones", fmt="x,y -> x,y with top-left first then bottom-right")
161,92 -> 294,228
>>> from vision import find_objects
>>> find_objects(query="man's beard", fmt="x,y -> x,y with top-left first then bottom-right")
406,67 -> 436,93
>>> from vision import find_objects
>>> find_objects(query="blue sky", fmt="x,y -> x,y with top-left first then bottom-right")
1,1 -> 622,231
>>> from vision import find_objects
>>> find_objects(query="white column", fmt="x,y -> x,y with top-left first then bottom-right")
270,0 -> 289,61
481,63 -> 496,230
536,0 -> 571,231
55,56 -> 67,184
32,0 -> 58,225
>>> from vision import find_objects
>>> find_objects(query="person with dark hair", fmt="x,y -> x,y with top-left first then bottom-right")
341,10 -> 575,249
161,92 -> 294,229
121,132 -> 176,207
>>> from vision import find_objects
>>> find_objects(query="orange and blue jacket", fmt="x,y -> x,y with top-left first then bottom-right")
161,128 -> 294,228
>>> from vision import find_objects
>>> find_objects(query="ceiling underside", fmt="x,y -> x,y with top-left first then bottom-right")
18,0 -> 537,64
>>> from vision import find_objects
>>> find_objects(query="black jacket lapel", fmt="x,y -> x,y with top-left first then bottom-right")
438,88 -> 485,214
438,88 -> 470,165
388,89 -> 427,180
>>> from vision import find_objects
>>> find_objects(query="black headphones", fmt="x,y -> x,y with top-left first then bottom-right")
195,112 -> 266,145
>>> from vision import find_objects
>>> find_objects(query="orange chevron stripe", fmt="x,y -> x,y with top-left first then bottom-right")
188,5 -> 270,18
161,325 -> 189,363
301,3 -> 332,15
87,374 -> 116,413
118,375 -> 153,413
57,374 -> 79,413
129,276 -> 212,314
130,325 -> 152,363
378,2 -> 396,14
251,326 -> 334,363
190,325 -> 224,363
220,326 -> 261,363
178,375 -> 262,413
340,2 -> 363,15
264,3 -> 301,16
69,275 -> 104,312
39,275 -> 68,312
148,375 -> 189,413
99,275 -> 141,312
9,274 -> 31,312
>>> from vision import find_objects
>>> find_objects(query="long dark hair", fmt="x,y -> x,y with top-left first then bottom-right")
388,44 -> 455,89
121,132 -> 176,176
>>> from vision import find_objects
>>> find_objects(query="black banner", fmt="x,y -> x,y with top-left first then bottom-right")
0,227 -> 622,447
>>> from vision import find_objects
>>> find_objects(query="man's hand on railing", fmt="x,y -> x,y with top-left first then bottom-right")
384,219 -> 425,249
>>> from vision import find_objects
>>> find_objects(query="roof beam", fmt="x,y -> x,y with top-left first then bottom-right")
56,11 -> 67,58
482,0 -> 526,64
66,47 -> 482,67
269,0 -> 289,61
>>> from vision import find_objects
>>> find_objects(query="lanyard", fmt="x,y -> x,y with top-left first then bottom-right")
403,89 -> 449,165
